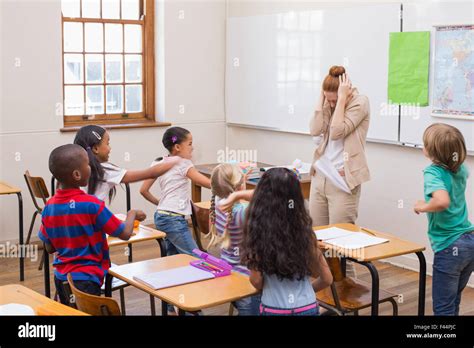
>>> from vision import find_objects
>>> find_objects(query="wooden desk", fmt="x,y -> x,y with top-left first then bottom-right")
0,181 -> 24,282
0,284 -> 87,315
314,223 -> 426,316
105,254 -> 258,315
192,162 -> 311,202
43,218 -> 167,298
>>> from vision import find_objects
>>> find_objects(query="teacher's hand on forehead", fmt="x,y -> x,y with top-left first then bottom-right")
338,73 -> 353,101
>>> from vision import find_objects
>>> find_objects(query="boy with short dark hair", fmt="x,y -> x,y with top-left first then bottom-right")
38,144 -> 145,304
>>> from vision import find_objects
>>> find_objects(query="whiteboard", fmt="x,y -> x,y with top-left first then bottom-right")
400,1 -> 474,151
226,4 -> 401,142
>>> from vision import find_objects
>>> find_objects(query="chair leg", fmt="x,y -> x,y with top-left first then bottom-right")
120,288 -> 126,316
353,310 -> 359,316
228,303 -> 234,316
25,210 -> 39,245
389,298 -> 398,316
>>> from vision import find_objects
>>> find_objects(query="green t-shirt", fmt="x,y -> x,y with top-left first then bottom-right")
423,163 -> 474,253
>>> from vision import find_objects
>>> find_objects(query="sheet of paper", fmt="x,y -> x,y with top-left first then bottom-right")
388,31 -> 430,105
314,227 -> 355,241
315,156 -> 351,194
325,233 -> 389,250
133,265 -> 215,290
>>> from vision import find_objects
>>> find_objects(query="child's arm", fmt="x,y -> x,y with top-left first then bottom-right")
414,190 -> 450,214
139,177 -> 159,205
249,269 -> 263,291
310,244 -> 333,292
43,241 -> 56,254
186,167 -> 211,189
219,189 -> 254,212
117,209 -> 146,240
121,156 -> 182,184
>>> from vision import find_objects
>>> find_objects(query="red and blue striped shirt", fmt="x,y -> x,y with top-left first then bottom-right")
38,188 -> 124,286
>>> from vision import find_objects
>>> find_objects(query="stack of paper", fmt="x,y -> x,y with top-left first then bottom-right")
133,265 -> 215,290
314,227 -> 388,249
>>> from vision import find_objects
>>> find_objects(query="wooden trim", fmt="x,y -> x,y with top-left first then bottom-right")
62,0 -> 155,128
60,120 -> 171,132
144,0 -> 155,121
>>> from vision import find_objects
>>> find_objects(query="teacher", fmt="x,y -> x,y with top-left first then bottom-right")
309,65 -> 370,239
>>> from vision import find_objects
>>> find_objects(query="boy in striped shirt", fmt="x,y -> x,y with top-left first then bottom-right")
38,144 -> 145,304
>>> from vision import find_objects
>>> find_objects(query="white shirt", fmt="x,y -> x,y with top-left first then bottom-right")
324,137 -> 345,170
152,157 -> 194,215
84,163 -> 127,202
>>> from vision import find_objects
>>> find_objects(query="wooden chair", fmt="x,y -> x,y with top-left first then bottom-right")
190,201 -> 210,251
67,273 -> 121,316
23,170 -> 50,270
316,257 -> 398,316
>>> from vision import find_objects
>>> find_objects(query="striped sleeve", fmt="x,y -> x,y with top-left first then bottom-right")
37,223 -> 50,244
95,201 -> 125,237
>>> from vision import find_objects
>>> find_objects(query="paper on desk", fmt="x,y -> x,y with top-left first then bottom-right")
133,265 -> 215,290
0,303 -> 36,315
315,156 -> 351,194
314,227 -> 355,241
325,233 -> 389,250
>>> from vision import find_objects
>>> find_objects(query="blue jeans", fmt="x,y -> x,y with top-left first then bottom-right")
154,211 -> 198,256
233,294 -> 261,316
432,232 -> 474,316
260,302 -> 320,316
54,276 -> 101,306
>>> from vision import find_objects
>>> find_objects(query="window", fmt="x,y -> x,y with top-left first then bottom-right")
61,0 -> 155,128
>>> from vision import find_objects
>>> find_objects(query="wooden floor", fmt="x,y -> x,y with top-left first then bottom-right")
2,238 -> 473,316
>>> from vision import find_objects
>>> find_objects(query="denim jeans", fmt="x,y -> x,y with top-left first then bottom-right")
432,232 -> 474,316
232,294 -> 262,316
54,276 -> 101,306
154,211 -> 198,256
260,302 -> 320,316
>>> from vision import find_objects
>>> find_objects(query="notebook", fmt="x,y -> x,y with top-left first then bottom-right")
314,227 -> 389,249
133,265 -> 215,290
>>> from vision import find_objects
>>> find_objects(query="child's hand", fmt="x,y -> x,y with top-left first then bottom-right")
219,193 -> 237,212
134,210 -> 147,221
414,200 -> 426,214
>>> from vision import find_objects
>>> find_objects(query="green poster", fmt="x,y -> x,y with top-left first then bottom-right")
388,31 -> 430,105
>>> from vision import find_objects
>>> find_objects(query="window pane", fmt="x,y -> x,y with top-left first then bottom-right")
124,25 -> 142,53
64,86 -> 84,115
105,54 -> 123,82
82,0 -> 100,18
63,22 -> 83,52
106,85 -> 123,114
86,86 -> 104,115
105,24 -> 123,53
85,54 -> 103,83
61,0 -> 80,17
102,0 -> 120,19
85,23 -> 103,52
125,85 -> 142,113
121,0 -> 140,20
64,54 -> 83,84
125,55 -> 142,82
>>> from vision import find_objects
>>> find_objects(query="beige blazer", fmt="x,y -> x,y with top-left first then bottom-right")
309,88 -> 370,190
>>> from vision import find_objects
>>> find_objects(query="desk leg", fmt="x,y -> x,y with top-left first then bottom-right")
127,244 -> 133,263
161,300 -> 168,316
360,261 -> 379,316
178,308 -> 185,316
416,251 -> 426,316
341,258 -> 347,278
17,193 -> 24,282
191,182 -> 202,202
157,239 -> 167,258
104,273 -> 113,297
43,248 -> 50,298
150,295 -> 156,316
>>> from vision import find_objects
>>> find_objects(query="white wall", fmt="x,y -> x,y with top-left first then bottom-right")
225,0 -> 474,286
0,0 -> 226,243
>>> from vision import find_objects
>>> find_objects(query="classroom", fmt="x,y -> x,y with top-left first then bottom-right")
0,0 -> 473,338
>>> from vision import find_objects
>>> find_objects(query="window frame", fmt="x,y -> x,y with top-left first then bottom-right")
61,0 -> 156,129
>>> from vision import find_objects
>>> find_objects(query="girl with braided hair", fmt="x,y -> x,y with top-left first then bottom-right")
208,163 -> 261,315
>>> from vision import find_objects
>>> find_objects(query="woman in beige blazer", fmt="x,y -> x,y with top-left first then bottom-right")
309,65 -> 370,235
